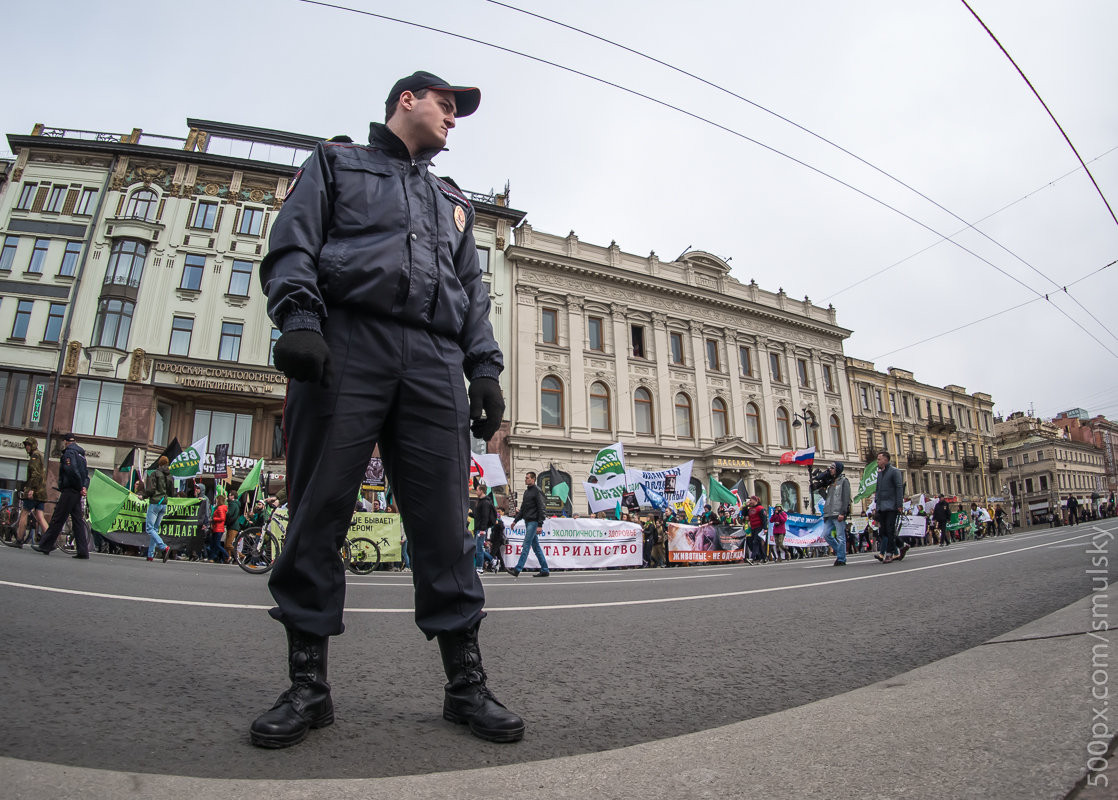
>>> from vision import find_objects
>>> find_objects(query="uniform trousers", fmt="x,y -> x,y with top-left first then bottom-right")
37,488 -> 88,557
268,310 -> 484,640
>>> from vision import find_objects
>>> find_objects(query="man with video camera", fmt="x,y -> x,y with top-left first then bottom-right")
819,462 -> 851,566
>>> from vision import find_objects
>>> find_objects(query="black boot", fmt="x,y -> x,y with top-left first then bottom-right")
250,629 -> 334,748
437,623 -> 524,743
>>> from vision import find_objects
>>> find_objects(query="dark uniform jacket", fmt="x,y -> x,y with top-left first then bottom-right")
874,463 -> 905,511
58,443 -> 89,491
474,494 -> 497,532
259,123 -> 502,382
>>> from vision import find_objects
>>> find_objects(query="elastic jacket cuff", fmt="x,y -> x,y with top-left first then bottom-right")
469,365 -> 501,382
281,312 -> 323,335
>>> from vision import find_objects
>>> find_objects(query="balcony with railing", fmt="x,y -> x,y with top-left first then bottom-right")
962,455 -> 981,471
928,415 -> 958,434
988,457 -> 1004,472
907,450 -> 929,469
863,447 -> 879,463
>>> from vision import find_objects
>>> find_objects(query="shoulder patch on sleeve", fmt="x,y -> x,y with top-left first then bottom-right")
435,175 -> 471,207
284,168 -> 303,198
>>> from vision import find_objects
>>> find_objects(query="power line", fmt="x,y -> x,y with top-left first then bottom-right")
871,258 -> 1118,360
487,0 -> 1118,345
293,0 -> 1117,359
822,145 -> 1118,301
961,0 -> 1118,231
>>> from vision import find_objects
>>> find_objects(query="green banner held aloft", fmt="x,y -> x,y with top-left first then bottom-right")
707,476 -> 738,506
87,469 -> 132,533
853,461 -> 879,503
590,442 -> 626,478
947,510 -> 971,532
238,459 -> 264,496
169,436 -> 207,478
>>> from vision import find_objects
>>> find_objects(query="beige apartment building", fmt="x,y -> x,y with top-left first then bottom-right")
995,412 -> 1109,525
504,225 -> 860,513
0,121 -> 522,496
844,360 -> 1001,507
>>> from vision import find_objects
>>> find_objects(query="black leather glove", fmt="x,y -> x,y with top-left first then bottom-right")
272,330 -> 333,388
468,377 -> 505,441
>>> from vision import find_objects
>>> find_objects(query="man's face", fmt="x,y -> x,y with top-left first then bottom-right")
525,474 -> 535,487
402,89 -> 457,152
876,453 -> 888,471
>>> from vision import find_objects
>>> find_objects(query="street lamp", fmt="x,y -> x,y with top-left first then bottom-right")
792,410 -> 821,512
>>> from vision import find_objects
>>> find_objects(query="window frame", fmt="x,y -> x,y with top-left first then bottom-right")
739,345 -> 753,377
180,253 -> 205,291
236,205 -> 265,236
589,381 -> 611,432
11,299 -> 34,340
540,375 -> 564,428
541,308 -> 558,344
168,316 -> 194,356
43,302 -> 66,343
587,315 -> 604,352
776,406 -> 792,448
712,397 -> 728,438
45,185 -> 67,213
0,236 -> 18,271
104,239 -> 147,288
670,331 -> 685,365
72,378 -> 124,438
746,402 -> 762,444
769,352 -> 783,382
28,238 -> 50,274
830,414 -> 843,452
124,188 -> 158,221
674,393 -> 693,439
796,358 -> 811,388
91,298 -> 134,349
218,321 -> 244,362
16,183 -> 38,211
190,199 -> 219,230
228,259 -> 253,296
706,339 -> 720,371
634,386 -> 654,435
59,241 -> 82,277
75,187 -> 99,216
822,363 -> 833,391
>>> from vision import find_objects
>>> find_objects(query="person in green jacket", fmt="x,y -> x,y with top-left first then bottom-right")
14,436 -> 49,547
143,456 -> 174,562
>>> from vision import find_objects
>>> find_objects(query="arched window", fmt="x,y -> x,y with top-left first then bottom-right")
776,407 -> 792,449
674,393 -> 693,439
754,479 -> 771,507
746,402 -> 762,444
124,188 -> 157,221
830,414 -> 843,452
541,376 -> 563,428
104,239 -> 147,288
634,387 -> 654,435
712,397 -> 728,438
780,481 -> 800,511
589,381 -> 610,432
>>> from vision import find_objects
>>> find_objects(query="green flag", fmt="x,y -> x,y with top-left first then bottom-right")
169,436 -> 207,478
707,476 -> 738,506
590,442 -> 626,478
853,461 -> 879,502
86,469 -> 131,533
238,459 -> 264,497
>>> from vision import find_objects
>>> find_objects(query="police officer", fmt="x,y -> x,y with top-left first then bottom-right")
33,433 -> 90,558
252,71 -> 520,748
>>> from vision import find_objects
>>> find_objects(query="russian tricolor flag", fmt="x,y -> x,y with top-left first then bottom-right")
793,447 -> 816,465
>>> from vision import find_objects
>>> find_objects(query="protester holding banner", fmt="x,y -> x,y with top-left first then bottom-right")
510,471 -> 549,578
872,451 -> 906,563
744,496 -> 767,564
820,461 -> 851,567
141,456 -> 174,562
770,504 -> 788,562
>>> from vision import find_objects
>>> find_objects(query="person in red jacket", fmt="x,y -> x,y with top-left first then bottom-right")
770,504 -> 788,562
211,496 -> 229,564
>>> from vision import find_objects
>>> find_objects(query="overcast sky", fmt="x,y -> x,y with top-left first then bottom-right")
5,0 -> 1116,423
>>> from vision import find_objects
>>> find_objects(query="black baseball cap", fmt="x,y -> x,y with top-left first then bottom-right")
385,71 -> 481,118
62,432 -> 76,441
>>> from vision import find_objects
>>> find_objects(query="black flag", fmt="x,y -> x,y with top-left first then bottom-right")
117,447 -> 135,473
146,437 -> 182,471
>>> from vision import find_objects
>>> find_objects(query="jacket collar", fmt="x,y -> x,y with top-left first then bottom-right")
367,122 -> 442,163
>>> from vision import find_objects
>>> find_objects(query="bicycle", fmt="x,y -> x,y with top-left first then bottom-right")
233,505 -> 382,575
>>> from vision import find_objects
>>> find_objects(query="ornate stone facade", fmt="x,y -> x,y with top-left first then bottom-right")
503,224 -> 859,512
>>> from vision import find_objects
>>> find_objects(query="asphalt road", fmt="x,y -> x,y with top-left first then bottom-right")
0,523 -> 1104,780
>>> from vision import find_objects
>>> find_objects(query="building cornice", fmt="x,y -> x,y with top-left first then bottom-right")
508,247 -> 852,343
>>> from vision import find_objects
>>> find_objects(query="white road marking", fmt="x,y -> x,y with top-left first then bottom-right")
0,527 -> 1107,614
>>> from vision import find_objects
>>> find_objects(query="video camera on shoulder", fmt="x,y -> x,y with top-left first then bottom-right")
809,468 -> 836,494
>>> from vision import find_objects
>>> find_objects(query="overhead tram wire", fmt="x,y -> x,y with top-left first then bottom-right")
822,145 -> 1118,301
957,1 -> 1118,345
486,0 -> 1118,345
292,0 -> 1117,361
870,258 -> 1118,361
961,0 -> 1118,232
